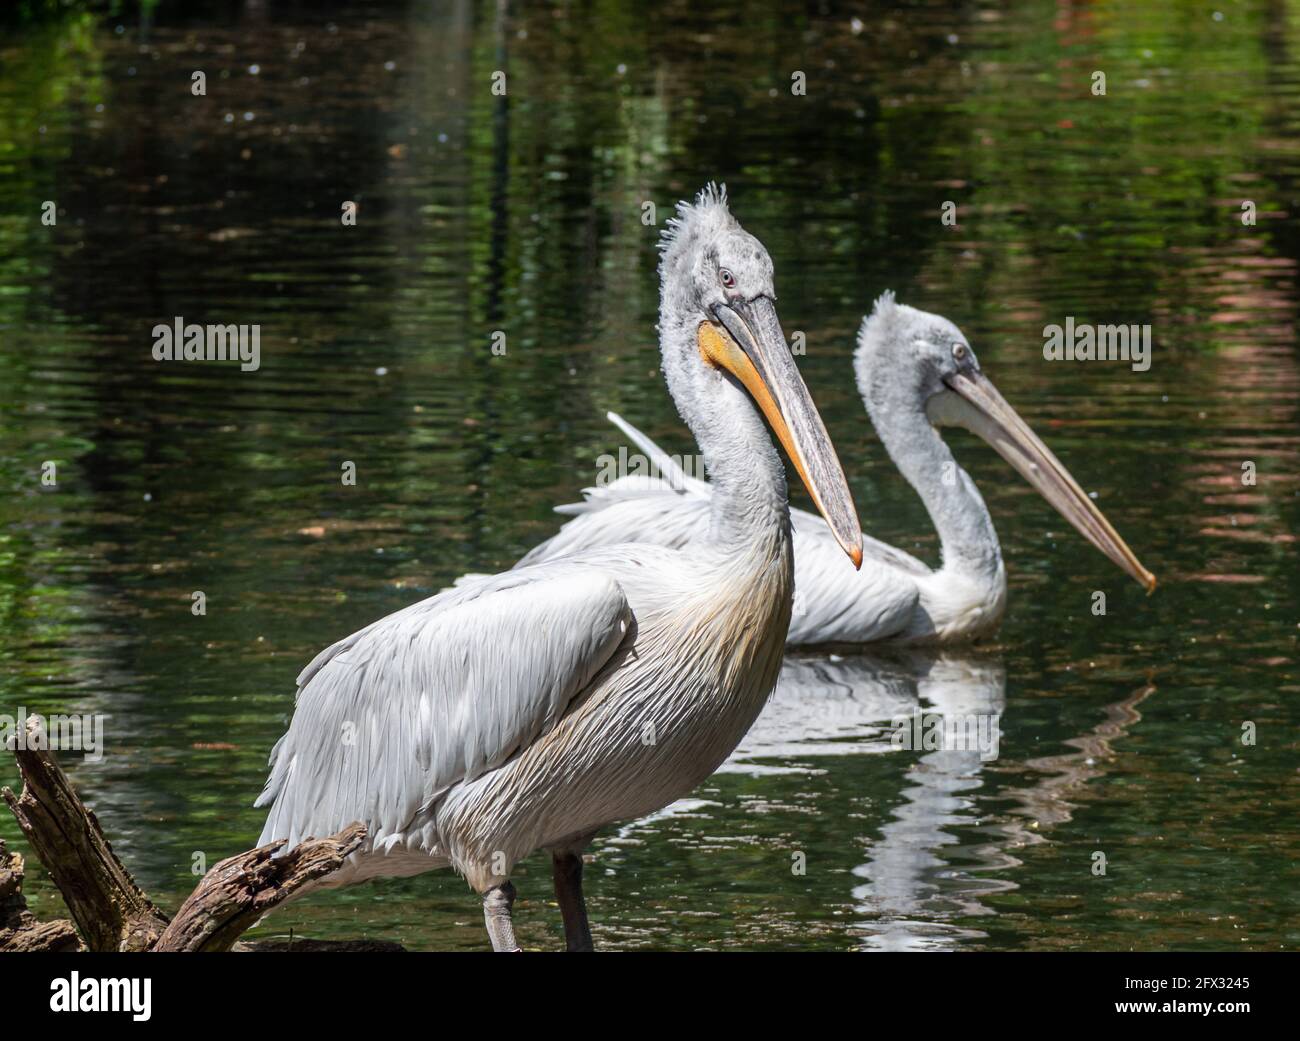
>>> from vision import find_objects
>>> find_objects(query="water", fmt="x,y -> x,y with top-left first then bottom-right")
1,0 -> 1296,952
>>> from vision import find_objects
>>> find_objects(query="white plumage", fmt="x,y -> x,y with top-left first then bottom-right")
257,565 -> 633,881
516,409 -> 978,645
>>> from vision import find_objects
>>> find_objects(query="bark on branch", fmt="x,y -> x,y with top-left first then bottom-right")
154,824 -> 366,952
3,718 -> 169,951
3,716 -> 371,953
0,838 -> 81,952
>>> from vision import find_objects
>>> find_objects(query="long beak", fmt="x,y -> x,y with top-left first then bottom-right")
699,298 -> 863,568
944,369 -> 1156,593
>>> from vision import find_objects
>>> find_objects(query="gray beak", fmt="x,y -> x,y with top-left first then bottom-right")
944,369 -> 1156,593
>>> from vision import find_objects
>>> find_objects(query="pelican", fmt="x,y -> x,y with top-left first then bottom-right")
254,185 -> 862,951
518,293 -> 1155,645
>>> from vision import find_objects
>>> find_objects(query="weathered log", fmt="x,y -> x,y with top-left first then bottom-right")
4,715 -> 372,953
154,824 -> 367,953
2,718 -> 169,951
0,838 -> 81,952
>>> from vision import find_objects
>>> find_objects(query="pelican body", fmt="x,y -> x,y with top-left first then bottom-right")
520,294 -> 1154,646
255,186 -> 862,951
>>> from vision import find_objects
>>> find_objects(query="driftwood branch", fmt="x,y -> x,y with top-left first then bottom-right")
2,718 -> 169,951
3,715 -> 374,953
154,824 -> 366,952
0,838 -> 81,952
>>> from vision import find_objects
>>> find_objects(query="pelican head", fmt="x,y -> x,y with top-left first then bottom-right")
855,292 -> 1156,592
658,184 -> 862,567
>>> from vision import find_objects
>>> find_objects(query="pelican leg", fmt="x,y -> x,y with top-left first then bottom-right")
552,851 -> 594,952
482,881 -> 521,952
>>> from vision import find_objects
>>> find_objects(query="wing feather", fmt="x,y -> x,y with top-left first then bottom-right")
255,567 -> 632,852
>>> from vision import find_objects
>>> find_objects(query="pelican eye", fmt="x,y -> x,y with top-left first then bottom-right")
952,342 -> 967,361
719,268 -> 736,289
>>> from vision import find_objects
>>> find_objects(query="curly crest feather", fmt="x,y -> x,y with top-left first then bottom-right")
657,182 -> 734,269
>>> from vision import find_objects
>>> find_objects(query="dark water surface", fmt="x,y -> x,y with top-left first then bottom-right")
1,0 -> 1297,951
